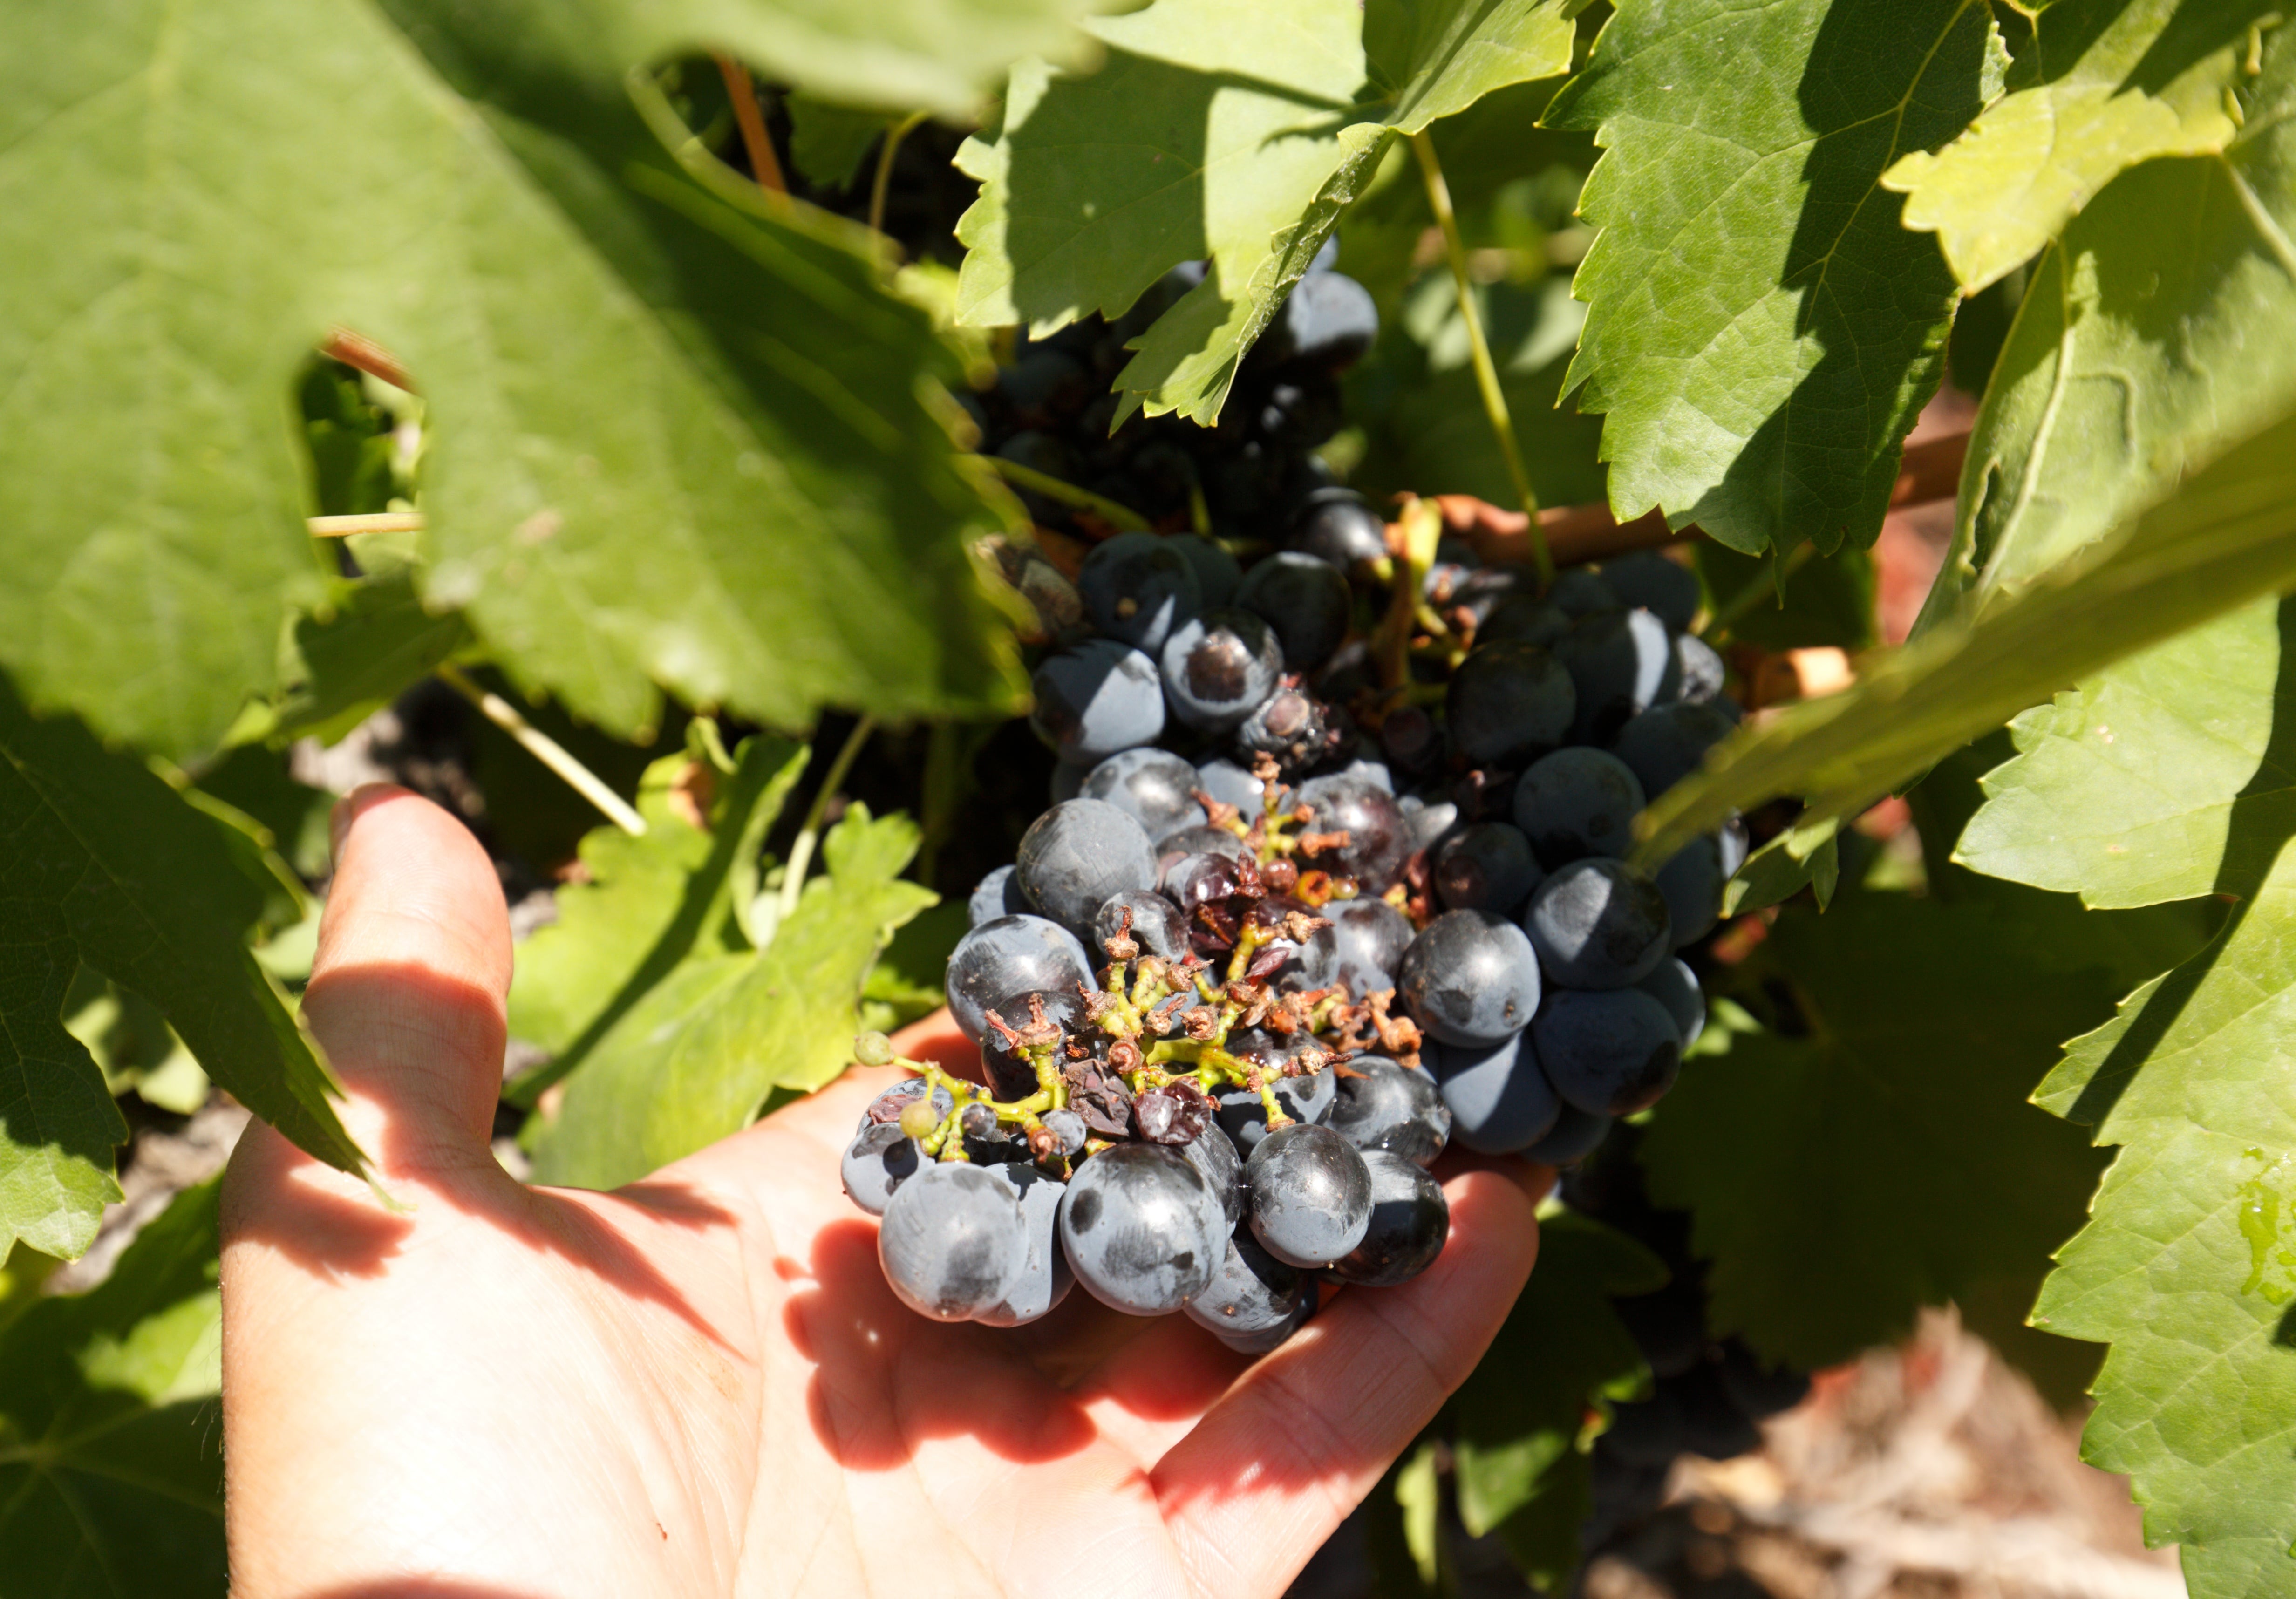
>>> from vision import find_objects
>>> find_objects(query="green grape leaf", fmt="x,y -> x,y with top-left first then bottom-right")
245,566 -> 473,750
506,732 -> 806,1101
1918,32 -> 2296,627
784,95 -> 894,190
1347,274 -> 1607,509
1961,593 -> 2296,1596
1696,542 -> 1876,653
1542,0 -> 2002,556
1447,1211 -> 1664,1542
1883,0 -> 2269,292
953,0 -> 1575,423
1638,890 -> 2120,1370
531,805 -> 935,1189
860,898 -> 969,1034
1632,398 -> 2296,868
1721,817 -> 1840,919
0,0 -> 1022,759
0,684 -> 360,1259
0,1179 -> 226,1596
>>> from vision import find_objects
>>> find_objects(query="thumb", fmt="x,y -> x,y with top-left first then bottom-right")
302,783 -> 512,1180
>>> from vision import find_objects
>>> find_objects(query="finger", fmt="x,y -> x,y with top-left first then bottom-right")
298,783 -> 512,1178
1150,1165 -> 1542,1595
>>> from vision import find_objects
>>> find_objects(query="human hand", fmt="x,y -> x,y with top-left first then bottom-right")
222,785 -> 1547,1599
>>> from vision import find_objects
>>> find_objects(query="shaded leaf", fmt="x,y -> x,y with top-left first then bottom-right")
0,0 -> 1022,756
1884,0 -> 2269,292
1632,399 -> 2296,868
0,684 -> 358,1259
1543,0 -> 2002,555
1962,592 -> 2296,1596
1720,817 -> 1839,919
861,898 -> 970,1033
0,1180 -> 226,1597
531,804 -> 936,1188
954,0 -> 1574,423
1920,28 -> 2296,626
785,95 -> 894,190
1697,541 -> 1876,653
1641,890 -> 2126,1370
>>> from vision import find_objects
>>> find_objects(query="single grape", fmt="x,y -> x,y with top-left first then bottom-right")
853,1030 -> 894,1068
1030,640 -> 1166,762
1404,797 -> 1461,855
1165,532 -> 1242,606
1082,747 -> 1209,839
1247,1123 -> 1374,1269
1512,747 -> 1647,865
1183,1232 -> 1316,1354
1598,551 -> 1701,632
1049,760 -> 1088,805
1396,910 -> 1543,1047
1133,1079 -> 1217,1144
1261,271 -> 1378,370
1293,773 -> 1410,889
1326,1150 -> 1450,1287
841,1124 -> 928,1217
1519,1103 -> 1611,1165
1289,490 -> 1389,570
1254,374 -> 1345,449
1674,633 -> 1728,705
945,915 -> 1094,1042
1635,956 -> 1707,1051
1323,1055 -> 1451,1167
1157,827 -> 1250,884
1524,858 -> 1672,989
1093,888 -> 1191,962
1532,988 -> 1683,1115
1654,825 -> 1745,949
1478,594 -> 1572,649
876,1164 -> 1026,1322
1431,1032 -> 1561,1154
967,864 -> 1029,929
1342,757 -> 1396,794
1077,531 -> 1203,653
1015,798 -> 1159,937
1058,1144 -> 1226,1316
1193,755 -> 1266,813
1234,682 -> 1330,766
978,987 -> 1092,1098
1554,609 -> 1683,744
1446,641 -> 1575,769
1176,1121 -> 1247,1228
1214,1068 -> 1337,1150
1433,821 -> 1545,917
1160,609 -> 1284,733
976,1163 -> 1076,1328
1042,1108 -> 1088,1156
1165,849 -> 1250,923
1610,701 -> 1736,798
1547,568 -> 1622,618
860,1077 -> 954,1130
1380,705 -> 1443,774
1235,552 -> 1351,672
1288,896 -> 1414,1000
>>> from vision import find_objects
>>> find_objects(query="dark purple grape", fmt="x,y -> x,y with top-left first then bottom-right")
1428,564 -> 1527,627
1635,956 -> 1706,1051
1447,641 -> 1575,769
1183,1232 -> 1315,1353
1675,633 -> 1727,704
1234,682 -> 1332,768
1432,1032 -> 1561,1154
946,916 -> 1094,1043
1049,760 -> 1088,804
1058,1143 -> 1226,1315
1512,747 -> 1647,865
1433,822 -> 1544,917
1166,532 -> 1242,606
841,1124 -> 927,1217
1042,1109 -> 1088,1155
1078,531 -> 1203,653
1082,747 -> 1209,839
1547,568 -> 1621,618
1134,1080 -> 1216,1144
1261,271 -> 1378,370
1177,1120 -> 1247,1227
1479,594 -> 1572,648
1157,828 -> 1250,886
1289,896 -> 1414,999
1532,988 -> 1683,1115
1093,888 -> 1191,962
978,988 -> 1094,1099
1193,755 -> 1266,813
1236,552 -> 1351,672
1247,1123 -> 1373,1268
1654,825 -> 1744,949
1323,1055 -> 1451,1166
1015,798 -> 1159,937
1397,910 -> 1542,1047
1165,850 -> 1249,920
1214,1068 -> 1336,1150
1519,1103 -> 1611,1165
1380,705 -> 1443,773
1325,1150 -> 1449,1286
1554,609 -> 1682,744
1031,640 -> 1166,762
877,1164 -> 1025,1321
1160,609 -> 1283,732
976,1163 -> 1074,1327
1293,774 -> 1409,890
968,864 -> 1028,929
1289,490 -> 1389,570
1524,858 -> 1672,989
1403,796 -> 1461,855
1598,551 -> 1701,632
1610,701 -> 1736,797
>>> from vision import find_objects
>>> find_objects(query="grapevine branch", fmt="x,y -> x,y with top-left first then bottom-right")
436,663 -> 648,837
1411,131 -> 1553,588
713,54 -> 788,196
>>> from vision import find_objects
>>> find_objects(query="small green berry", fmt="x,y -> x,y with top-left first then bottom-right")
854,1030 -> 894,1068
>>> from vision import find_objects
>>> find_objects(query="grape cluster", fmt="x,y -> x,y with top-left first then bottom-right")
840,262 -> 1744,1353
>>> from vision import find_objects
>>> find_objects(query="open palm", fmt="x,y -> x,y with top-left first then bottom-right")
222,786 -> 1546,1599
